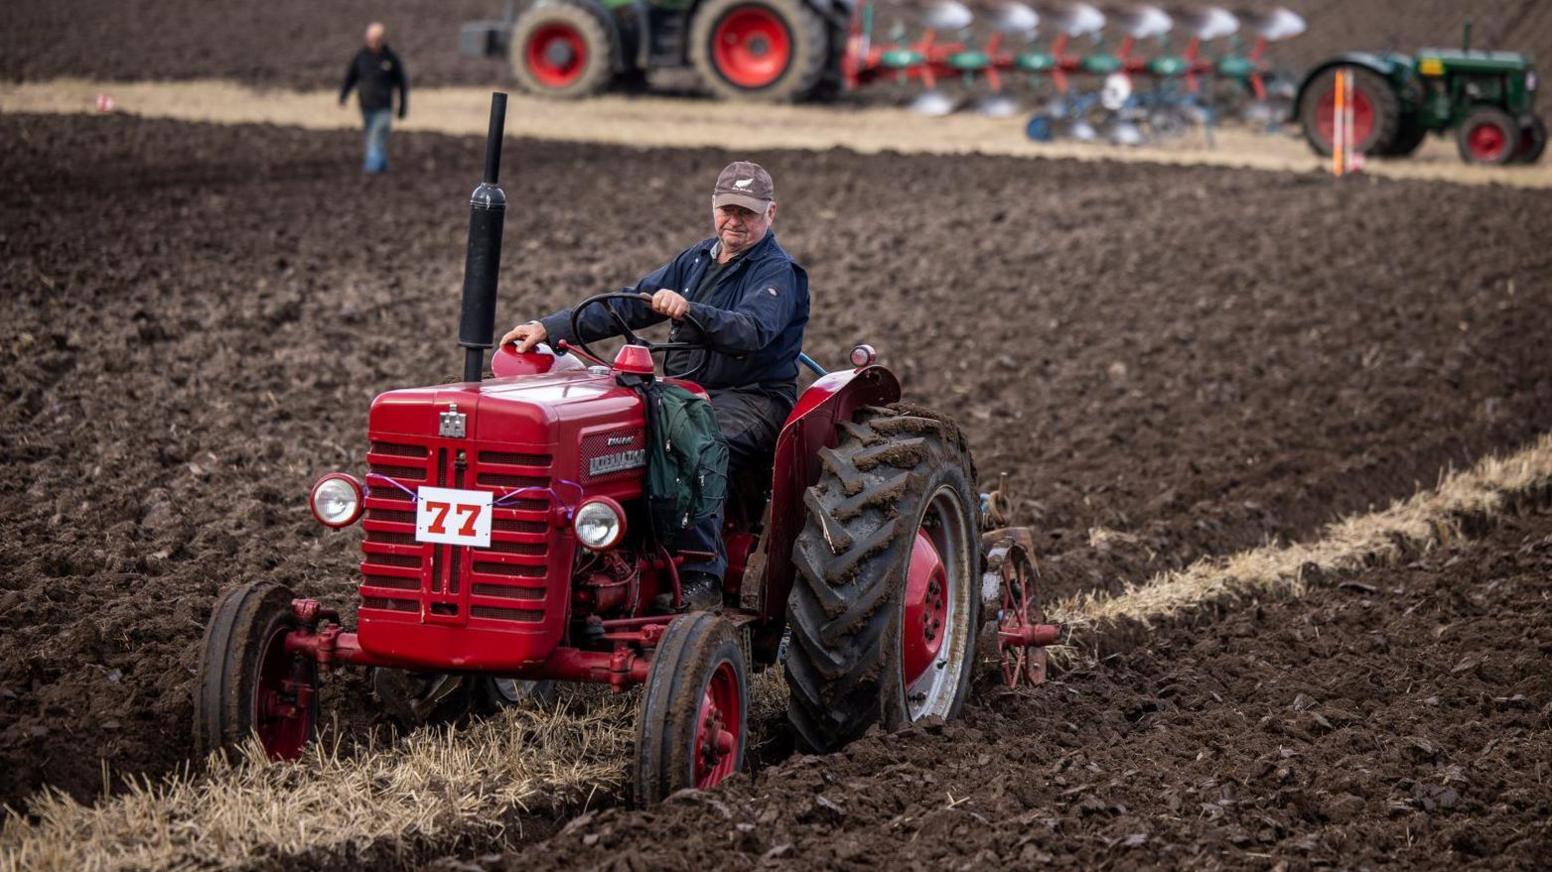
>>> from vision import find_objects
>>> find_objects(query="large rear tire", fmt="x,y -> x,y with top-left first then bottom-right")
784,403 -> 981,753
511,0 -> 615,99
1298,65 -> 1401,157
194,581 -> 318,761
634,612 -> 748,804
1457,107 -> 1520,165
690,0 -> 831,102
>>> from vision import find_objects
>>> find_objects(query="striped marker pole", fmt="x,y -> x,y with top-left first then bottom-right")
1332,69 -> 1346,177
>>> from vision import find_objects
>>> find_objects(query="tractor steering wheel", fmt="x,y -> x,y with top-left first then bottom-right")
569,292 -> 713,381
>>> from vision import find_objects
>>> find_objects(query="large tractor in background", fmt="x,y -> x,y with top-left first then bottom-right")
1295,24 -> 1545,165
461,0 -> 848,100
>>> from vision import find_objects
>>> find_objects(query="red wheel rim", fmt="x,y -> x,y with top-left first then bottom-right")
254,626 -> 315,760
1314,76 -> 1375,149
902,531 -> 948,685
1467,122 -> 1507,161
711,6 -> 792,88
526,23 -> 588,88
693,661 -> 742,789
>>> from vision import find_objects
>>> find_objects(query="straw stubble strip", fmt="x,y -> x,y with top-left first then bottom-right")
1045,434 -> 1552,663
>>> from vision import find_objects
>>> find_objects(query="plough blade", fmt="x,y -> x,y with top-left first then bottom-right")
986,0 -> 1040,35
1235,6 -> 1306,41
922,0 -> 974,31
1040,1 -> 1107,37
975,93 -> 1022,117
910,89 -> 961,115
1112,4 -> 1173,39
1173,5 -> 1239,40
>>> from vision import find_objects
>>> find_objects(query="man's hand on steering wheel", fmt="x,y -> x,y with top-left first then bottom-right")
649,289 -> 691,321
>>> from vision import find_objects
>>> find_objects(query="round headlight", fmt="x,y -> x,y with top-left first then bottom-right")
310,474 -> 363,528
574,497 -> 625,551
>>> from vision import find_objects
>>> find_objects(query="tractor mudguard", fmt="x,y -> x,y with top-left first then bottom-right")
1292,52 -> 1409,123
742,364 -> 900,652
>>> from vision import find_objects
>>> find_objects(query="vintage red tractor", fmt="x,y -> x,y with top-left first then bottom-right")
193,93 -> 1058,801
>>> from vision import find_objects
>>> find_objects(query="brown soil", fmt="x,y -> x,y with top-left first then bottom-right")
4,0 -> 1549,92
467,498 -> 1552,870
2,111 -> 1551,825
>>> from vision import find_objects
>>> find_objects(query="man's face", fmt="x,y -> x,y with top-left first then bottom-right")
365,25 -> 386,51
713,202 -> 775,256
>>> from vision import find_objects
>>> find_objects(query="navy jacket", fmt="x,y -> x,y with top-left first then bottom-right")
340,46 -> 408,115
540,232 -> 809,399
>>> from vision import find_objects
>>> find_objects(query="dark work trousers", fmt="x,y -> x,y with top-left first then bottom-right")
680,387 -> 793,580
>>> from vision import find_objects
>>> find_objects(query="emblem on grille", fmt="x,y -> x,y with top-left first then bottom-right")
590,449 -> 646,476
439,404 -> 467,439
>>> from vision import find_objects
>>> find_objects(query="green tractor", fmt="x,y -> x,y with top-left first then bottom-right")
1295,25 -> 1544,165
461,0 -> 848,101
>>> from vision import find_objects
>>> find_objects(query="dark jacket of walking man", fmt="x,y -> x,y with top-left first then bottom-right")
339,22 -> 408,174
499,161 -> 810,611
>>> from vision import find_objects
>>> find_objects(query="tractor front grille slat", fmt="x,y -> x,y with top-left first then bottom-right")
478,451 -> 552,467
471,605 -> 544,622
362,596 -> 418,612
471,561 -> 546,578
470,583 -> 544,600
363,574 -> 420,591
477,473 -> 550,489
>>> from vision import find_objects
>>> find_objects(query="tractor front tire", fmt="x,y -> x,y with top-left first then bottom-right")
690,0 -> 831,102
784,403 -> 982,753
1298,65 -> 1401,157
634,612 -> 749,804
511,0 -> 615,99
194,581 -> 318,761
1457,107 -> 1520,165
1515,115 -> 1547,164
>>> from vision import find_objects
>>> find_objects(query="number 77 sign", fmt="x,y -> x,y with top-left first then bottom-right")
415,486 -> 494,548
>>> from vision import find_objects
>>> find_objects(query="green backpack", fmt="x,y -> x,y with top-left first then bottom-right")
641,382 -> 729,545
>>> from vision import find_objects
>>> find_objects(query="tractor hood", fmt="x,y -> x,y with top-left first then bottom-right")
369,369 -> 643,447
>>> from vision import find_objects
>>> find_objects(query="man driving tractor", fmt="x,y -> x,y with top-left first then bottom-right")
499,160 -> 809,612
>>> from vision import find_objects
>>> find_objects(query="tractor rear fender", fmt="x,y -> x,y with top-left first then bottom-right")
746,364 -> 900,642
1292,52 -> 1409,123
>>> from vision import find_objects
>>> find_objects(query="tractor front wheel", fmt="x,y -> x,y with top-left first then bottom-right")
194,581 -> 319,761
511,0 -> 614,99
690,0 -> 831,101
1298,65 -> 1401,157
784,404 -> 981,753
634,612 -> 749,803
1457,107 -> 1520,165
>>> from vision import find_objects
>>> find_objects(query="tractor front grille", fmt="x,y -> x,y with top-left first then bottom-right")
359,438 -> 557,626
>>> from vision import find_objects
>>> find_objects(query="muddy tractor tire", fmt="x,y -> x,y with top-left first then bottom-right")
510,0 -> 615,99
194,581 -> 318,761
690,0 -> 832,102
1457,107 -> 1520,165
1298,65 -> 1401,157
634,612 -> 749,803
784,403 -> 982,753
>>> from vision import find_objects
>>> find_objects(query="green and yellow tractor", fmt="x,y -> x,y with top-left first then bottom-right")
1295,24 -> 1544,165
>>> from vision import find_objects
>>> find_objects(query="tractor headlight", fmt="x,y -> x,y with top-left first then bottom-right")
574,497 -> 625,551
310,473 -> 363,528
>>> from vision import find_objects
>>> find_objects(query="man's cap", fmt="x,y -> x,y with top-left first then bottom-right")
712,161 -> 774,213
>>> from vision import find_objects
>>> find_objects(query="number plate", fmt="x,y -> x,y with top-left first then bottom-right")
415,486 -> 493,548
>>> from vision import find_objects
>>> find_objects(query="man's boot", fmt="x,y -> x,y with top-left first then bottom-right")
677,571 -> 724,612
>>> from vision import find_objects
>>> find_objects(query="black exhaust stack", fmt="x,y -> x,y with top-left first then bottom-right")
458,91 -> 509,383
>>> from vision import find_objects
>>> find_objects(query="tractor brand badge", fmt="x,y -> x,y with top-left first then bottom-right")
439,404 -> 467,439
590,449 -> 646,477
607,434 -> 636,447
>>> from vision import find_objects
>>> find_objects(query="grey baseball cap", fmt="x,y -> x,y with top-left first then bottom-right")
712,161 -> 774,212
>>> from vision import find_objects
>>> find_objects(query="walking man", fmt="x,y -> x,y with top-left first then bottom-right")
499,161 -> 809,610
339,22 -> 408,174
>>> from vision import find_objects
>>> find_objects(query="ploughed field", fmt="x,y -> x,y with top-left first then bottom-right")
2,112 -> 1551,862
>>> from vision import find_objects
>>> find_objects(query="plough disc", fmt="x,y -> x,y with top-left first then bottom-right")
981,527 -> 1060,688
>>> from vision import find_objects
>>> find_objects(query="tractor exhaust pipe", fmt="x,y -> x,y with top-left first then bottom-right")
458,91 -> 509,383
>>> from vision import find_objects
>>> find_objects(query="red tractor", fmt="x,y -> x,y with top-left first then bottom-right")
194,94 -> 1058,801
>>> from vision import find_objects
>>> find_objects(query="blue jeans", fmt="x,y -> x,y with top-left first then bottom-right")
362,108 -> 392,173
